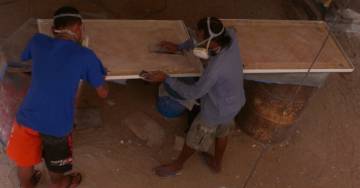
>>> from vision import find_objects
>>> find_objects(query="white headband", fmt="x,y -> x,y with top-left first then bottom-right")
53,13 -> 82,19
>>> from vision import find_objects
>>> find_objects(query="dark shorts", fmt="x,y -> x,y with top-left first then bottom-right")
41,133 -> 73,173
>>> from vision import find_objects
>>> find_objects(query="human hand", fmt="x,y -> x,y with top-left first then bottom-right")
96,83 -> 109,98
159,41 -> 178,53
140,70 -> 168,83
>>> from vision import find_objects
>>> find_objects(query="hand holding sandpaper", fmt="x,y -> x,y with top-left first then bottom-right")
149,41 -> 183,55
140,70 -> 168,83
143,41 -> 181,82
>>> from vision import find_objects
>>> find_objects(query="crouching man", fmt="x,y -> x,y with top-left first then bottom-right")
143,17 -> 245,177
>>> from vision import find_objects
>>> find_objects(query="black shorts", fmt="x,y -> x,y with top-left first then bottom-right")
40,133 -> 73,173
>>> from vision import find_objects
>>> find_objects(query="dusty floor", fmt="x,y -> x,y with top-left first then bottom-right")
1,0 -> 360,188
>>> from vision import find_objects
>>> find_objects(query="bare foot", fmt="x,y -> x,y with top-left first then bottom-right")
31,170 -> 42,186
154,162 -> 183,177
66,172 -> 82,188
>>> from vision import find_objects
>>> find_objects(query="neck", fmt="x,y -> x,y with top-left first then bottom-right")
209,42 -> 221,53
54,33 -> 78,42
53,28 -> 78,41
209,41 -> 220,49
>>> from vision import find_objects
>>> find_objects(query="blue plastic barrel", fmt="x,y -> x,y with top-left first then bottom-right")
156,96 -> 186,118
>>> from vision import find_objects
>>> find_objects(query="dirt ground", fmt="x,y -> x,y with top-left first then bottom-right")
1,0 -> 360,188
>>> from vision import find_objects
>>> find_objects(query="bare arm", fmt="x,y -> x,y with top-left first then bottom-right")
159,39 -> 194,53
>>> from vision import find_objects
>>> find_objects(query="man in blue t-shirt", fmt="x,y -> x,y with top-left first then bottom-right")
6,6 -> 108,188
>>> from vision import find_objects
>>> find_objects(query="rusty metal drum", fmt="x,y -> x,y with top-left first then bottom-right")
236,80 -> 317,143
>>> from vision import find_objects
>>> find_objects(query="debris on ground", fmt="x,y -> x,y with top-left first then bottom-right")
123,112 -> 165,147
106,99 -> 116,107
75,108 -> 103,129
327,8 -> 360,33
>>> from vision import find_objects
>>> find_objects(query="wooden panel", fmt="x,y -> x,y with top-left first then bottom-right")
37,19 -> 202,79
38,19 -> 353,76
223,19 -> 354,73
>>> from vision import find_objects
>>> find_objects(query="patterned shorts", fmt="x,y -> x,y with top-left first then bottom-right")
186,115 -> 235,152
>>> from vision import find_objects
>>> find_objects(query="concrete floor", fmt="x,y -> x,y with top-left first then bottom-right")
0,0 -> 360,188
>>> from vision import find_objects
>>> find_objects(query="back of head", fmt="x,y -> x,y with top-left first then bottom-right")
53,6 -> 82,29
197,17 -> 232,49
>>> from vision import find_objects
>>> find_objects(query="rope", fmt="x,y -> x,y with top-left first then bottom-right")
277,0 -> 353,133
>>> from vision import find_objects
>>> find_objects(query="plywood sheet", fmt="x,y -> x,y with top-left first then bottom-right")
37,19 -> 202,79
222,19 -> 354,73
37,19 -> 353,76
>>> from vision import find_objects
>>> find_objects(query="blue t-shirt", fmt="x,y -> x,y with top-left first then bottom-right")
16,33 -> 106,137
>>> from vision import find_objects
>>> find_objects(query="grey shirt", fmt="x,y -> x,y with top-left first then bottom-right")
165,28 -> 246,127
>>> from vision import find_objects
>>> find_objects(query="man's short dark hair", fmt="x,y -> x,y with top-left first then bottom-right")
53,6 -> 82,29
197,17 -> 232,49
